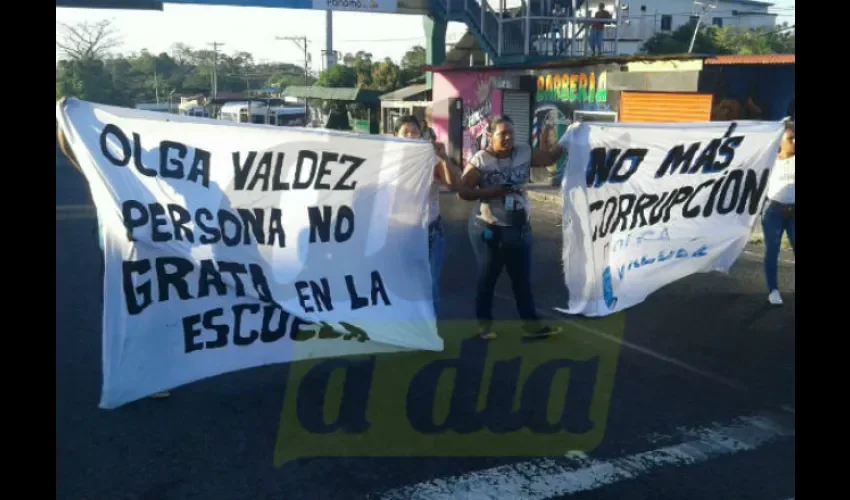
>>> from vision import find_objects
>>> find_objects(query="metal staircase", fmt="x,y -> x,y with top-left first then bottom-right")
431,0 -> 622,66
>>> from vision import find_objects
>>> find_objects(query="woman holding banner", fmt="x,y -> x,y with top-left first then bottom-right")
457,115 -> 566,340
762,120 -> 795,306
395,115 -> 462,316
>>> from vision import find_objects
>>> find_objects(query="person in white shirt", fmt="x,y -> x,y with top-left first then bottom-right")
761,120 -> 795,305
395,115 -> 462,316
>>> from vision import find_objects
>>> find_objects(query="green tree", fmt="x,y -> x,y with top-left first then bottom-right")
56,20 -> 413,108
401,45 -> 426,70
640,19 -> 733,55
641,20 -> 794,55
316,64 -> 358,88
56,58 -> 125,105
371,58 -> 403,92
399,45 -> 426,85
318,50 -> 413,92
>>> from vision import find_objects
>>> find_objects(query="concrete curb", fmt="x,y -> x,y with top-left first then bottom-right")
525,186 -> 781,246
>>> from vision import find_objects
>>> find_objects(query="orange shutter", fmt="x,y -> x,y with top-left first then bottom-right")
619,91 -> 713,123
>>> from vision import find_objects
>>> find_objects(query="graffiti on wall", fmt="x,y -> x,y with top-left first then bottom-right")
460,74 -> 503,161
532,70 -> 609,185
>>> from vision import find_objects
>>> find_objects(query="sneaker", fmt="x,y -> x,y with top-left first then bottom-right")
768,290 -> 783,306
476,321 -> 496,340
478,330 -> 497,340
523,325 -> 561,339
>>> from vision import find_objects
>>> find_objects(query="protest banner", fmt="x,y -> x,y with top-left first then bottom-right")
556,120 -> 784,317
56,98 -> 444,409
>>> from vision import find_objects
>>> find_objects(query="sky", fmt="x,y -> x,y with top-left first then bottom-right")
55,0 -> 795,69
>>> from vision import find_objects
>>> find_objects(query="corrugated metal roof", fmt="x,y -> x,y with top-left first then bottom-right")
379,84 -> 430,101
704,54 -> 795,65
280,86 -> 382,104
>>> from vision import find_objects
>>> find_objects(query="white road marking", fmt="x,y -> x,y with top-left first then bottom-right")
56,204 -> 96,220
557,308 -> 749,392
56,204 -> 94,211
494,293 -> 750,393
743,249 -> 795,265
373,412 -> 794,500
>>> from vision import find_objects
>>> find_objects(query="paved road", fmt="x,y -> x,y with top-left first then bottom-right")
57,148 -> 795,500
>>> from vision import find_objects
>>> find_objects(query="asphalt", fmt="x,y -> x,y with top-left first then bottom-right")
57,146 -> 795,500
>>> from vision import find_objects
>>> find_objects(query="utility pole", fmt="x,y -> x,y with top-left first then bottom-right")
275,36 -> 310,86
154,70 -> 159,105
207,41 -> 225,97
325,10 -> 335,70
688,0 -> 716,53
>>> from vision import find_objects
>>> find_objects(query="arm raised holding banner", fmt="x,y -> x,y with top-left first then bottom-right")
531,142 -> 565,168
394,114 -> 461,316
457,116 -> 565,201
433,141 -> 463,190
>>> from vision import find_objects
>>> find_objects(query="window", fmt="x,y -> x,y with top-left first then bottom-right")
689,15 -> 699,23
661,14 -> 672,31
712,17 -> 723,27
252,114 -> 266,124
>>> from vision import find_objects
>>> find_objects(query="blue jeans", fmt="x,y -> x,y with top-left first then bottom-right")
428,218 -> 446,316
761,200 -> 795,291
589,29 -> 604,53
468,218 -> 541,331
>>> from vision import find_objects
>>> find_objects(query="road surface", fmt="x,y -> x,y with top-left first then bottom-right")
56,147 -> 795,500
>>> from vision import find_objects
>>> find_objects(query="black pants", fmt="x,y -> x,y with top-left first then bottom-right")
468,218 -> 542,331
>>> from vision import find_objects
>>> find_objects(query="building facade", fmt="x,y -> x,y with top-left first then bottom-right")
429,53 -> 793,184
615,0 -> 778,54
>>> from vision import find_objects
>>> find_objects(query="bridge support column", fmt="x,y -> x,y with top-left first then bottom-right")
423,16 -> 447,89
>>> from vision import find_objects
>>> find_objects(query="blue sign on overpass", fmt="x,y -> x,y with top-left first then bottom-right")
55,0 -> 416,14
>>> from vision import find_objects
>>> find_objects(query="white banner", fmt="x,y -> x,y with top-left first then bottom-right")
56,98 -> 442,409
557,120 -> 784,317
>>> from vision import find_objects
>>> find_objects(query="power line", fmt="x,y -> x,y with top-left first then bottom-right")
336,37 -> 424,43
275,36 -> 311,86
759,24 -> 795,37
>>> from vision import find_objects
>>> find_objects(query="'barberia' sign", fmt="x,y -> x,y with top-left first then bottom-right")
536,71 -> 608,103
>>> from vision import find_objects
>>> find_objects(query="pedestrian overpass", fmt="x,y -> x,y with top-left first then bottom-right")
57,0 -> 623,66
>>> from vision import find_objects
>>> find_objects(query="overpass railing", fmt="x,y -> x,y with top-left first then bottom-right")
434,0 -> 626,61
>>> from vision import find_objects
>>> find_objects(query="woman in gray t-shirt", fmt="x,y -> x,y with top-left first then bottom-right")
458,115 -> 565,340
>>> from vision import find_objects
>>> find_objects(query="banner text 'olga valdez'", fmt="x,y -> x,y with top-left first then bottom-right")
99,124 -> 394,353
585,123 -> 767,242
